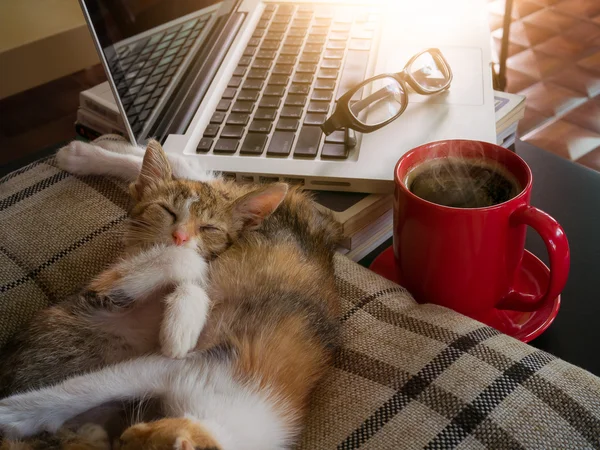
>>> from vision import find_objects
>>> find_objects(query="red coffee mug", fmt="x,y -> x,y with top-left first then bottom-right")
393,140 -> 570,318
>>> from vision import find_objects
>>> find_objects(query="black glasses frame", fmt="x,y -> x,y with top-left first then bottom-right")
320,48 -> 453,136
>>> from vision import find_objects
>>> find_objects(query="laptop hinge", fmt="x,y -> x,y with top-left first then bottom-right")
151,12 -> 246,142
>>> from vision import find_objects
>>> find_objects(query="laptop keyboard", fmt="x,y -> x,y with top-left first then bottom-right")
108,12 -> 214,134
197,3 -> 380,160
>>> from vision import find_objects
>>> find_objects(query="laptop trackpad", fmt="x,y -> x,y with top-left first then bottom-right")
384,46 -> 484,106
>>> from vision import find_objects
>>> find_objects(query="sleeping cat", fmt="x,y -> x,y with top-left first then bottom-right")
0,139 -> 343,450
0,139 -> 285,397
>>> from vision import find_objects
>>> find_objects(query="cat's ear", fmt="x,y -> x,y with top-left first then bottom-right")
132,140 -> 172,199
232,183 -> 288,231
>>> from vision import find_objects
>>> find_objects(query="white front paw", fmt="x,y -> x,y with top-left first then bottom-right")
56,141 -> 98,175
161,247 -> 208,284
160,284 -> 209,359
0,396 -> 65,438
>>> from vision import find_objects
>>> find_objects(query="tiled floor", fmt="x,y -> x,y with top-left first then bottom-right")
489,0 -> 600,171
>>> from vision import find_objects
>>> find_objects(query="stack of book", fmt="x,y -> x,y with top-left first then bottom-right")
75,83 -> 525,262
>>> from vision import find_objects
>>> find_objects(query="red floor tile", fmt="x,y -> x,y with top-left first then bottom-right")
562,98 -> 600,133
493,20 -> 555,47
577,52 -> 600,74
554,0 -> 600,19
548,66 -> 600,96
575,146 -> 600,171
519,81 -> 587,116
522,8 -> 580,32
525,119 -> 600,160
518,106 -> 553,135
507,49 -> 567,78
506,68 -> 539,92
534,35 -> 586,59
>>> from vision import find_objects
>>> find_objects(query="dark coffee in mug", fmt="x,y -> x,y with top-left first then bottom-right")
406,157 -> 521,208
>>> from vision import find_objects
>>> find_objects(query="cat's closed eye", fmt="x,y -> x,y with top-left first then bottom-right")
159,204 -> 177,222
199,224 -> 221,232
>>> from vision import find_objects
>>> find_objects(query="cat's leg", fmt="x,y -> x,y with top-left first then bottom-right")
56,141 -> 215,182
118,418 -> 222,450
56,140 -> 143,181
0,356 -> 182,438
160,282 -> 211,359
89,245 -> 208,304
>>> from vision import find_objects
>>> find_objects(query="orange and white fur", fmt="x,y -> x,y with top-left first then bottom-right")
0,138 -> 342,450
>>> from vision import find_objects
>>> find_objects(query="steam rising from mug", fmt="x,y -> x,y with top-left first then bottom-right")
405,142 -> 522,208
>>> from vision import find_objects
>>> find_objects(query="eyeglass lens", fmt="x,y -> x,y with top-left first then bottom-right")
408,52 -> 449,90
349,77 -> 405,127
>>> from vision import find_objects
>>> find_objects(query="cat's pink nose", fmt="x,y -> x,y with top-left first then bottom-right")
172,230 -> 189,246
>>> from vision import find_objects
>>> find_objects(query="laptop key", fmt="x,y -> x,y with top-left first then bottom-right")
318,69 -> 339,79
327,41 -> 346,50
238,56 -> 253,66
254,108 -> 277,120
222,87 -> 237,99
256,50 -> 277,59
267,131 -> 295,156
324,49 -> 344,59
203,124 -> 220,137
299,53 -> 319,64
272,64 -> 293,75
248,37 -> 261,47
248,69 -> 268,79
253,59 -> 273,69
293,73 -> 313,84
197,138 -> 213,153
261,41 -> 279,50
349,39 -> 371,51
289,84 -> 310,95
308,101 -> 330,113
228,76 -> 243,88
216,99 -> 231,111
221,125 -> 245,139
232,101 -> 255,113
288,28 -> 306,37
268,75 -> 289,86
304,113 -> 327,125
285,38 -> 304,46
321,59 -> 342,69
280,106 -> 303,118
265,31 -> 285,41
321,143 -> 348,159
307,35 -> 326,44
252,29 -> 265,39
294,126 -> 322,158
280,46 -> 301,56
285,95 -> 307,106
276,118 -> 299,131
210,111 -> 225,124
324,130 -> 345,143
264,85 -> 286,96
214,139 -> 239,154
227,113 -> 250,126
311,90 -> 333,102
237,90 -> 259,102
259,97 -> 281,109
242,79 -> 264,90
241,134 -> 268,155
304,44 -> 323,54
297,63 -> 317,73
233,65 -> 247,76
337,49 -> 369,99
315,79 -> 336,90
269,23 -> 287,32
249,120 -> 273,133
277,55 -> 296,65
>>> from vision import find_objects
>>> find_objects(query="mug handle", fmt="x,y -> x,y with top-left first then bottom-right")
497,205 -> 570,312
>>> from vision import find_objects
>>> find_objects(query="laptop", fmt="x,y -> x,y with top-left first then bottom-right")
80,0 -> 496,193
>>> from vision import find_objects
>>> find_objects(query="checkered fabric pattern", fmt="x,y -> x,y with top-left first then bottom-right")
1,149 -> 599,449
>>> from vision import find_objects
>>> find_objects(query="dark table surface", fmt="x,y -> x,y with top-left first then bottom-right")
360,139 -> 600,377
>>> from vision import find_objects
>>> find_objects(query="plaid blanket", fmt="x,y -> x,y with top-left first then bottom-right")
1,151 -> 599,449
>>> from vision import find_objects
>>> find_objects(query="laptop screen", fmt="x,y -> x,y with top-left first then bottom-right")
81,0 -> 238,142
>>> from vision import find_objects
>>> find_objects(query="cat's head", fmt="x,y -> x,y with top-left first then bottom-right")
124,140 -> 288,259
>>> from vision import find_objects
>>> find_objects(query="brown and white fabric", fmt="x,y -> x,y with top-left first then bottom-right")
1,148 -> 599,449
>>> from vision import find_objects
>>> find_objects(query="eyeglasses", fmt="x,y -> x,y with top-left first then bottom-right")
320,48 -> 452,136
